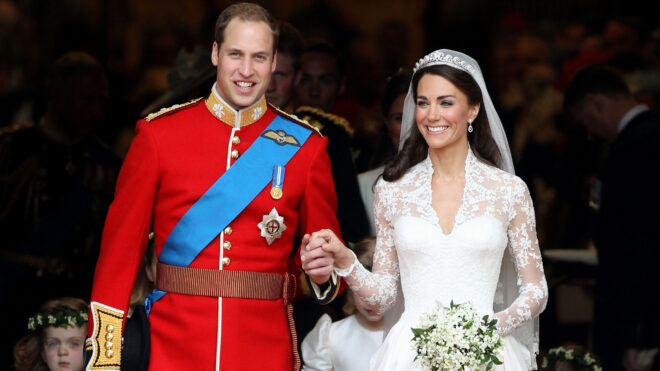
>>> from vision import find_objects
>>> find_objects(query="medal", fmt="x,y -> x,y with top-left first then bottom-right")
258,208 -> 287,245
270,166 -> 285,200
270,186 -> 283,199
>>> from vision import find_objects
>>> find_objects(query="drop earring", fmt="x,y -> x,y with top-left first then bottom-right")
468,119 -> 473,133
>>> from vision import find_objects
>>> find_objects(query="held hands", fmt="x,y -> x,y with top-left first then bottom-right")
300,229 -> 353,283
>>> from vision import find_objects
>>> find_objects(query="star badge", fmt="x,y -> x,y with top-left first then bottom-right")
258,208 -> 287,245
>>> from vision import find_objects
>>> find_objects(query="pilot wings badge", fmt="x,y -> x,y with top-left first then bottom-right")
258,208 -> 287,245
261,130 -> 301,146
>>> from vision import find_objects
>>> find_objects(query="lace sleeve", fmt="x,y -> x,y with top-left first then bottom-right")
495,179 -> 548,336
336,180 -> 400,315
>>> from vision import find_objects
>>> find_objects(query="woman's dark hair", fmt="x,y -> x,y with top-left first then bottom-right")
382,64 -> 502,181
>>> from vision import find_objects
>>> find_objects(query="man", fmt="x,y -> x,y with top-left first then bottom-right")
294,41 -> 369,243
0,51 -> 119,366
266,21 -> 303,112
294,42 -> 345,114
564,64 -> 660,371
85,4 -> 341,371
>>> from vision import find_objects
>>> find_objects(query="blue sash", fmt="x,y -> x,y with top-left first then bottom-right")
145,115 -> 312,311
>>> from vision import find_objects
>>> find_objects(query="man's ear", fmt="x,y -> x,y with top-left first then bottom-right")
271,51 -> 278,73
211,42 -> 219,67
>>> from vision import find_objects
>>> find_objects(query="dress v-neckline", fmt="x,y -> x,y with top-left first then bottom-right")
426,150 -> 471,236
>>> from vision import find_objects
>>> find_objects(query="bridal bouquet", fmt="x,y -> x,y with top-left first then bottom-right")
411,301 -> 503,371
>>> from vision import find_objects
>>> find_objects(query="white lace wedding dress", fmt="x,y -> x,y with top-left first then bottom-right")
337,149 -> 548,370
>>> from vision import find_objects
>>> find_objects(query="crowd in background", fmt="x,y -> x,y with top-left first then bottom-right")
1,0 -> 659,370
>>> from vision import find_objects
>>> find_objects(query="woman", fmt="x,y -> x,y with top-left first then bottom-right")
302,49 -> 548,370
14,297 -> 88,371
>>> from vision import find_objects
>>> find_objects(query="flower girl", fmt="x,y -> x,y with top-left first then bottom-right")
14,297 -> 88,371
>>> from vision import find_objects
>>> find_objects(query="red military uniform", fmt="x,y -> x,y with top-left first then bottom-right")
85,86 -> 341,371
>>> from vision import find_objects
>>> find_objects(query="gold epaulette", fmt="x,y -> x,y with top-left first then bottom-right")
0,121 -> 35,137
269,103 -> 322,137
144,97 -> 203,122
294,106 -> 354,137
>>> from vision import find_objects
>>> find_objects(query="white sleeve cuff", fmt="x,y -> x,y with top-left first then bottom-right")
333,249 -> 358,277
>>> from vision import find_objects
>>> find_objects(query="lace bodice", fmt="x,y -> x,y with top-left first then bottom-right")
339,149 -> 548,336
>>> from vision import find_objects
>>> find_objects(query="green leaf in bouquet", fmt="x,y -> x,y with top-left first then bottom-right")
492,355 -> 503,365
486,360 -> 494,370
464,320 -> 473,329
411,327 -> 426,337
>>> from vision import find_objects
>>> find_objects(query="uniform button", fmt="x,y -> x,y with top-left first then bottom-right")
106,324 -> 114,333
106,350 -> 114,358
231,149 -> 240,159
105,333 -> 113,341
223,226 -> 232,235
232,136 -> 241,145
105,341 -> 113,350
222,257 -> 230,266
223,241 -> 232,250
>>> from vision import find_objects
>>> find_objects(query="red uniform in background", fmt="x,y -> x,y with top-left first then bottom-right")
85,89 -> 341,371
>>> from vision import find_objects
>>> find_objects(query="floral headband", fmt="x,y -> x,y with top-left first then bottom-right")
542,346 -> 602,371
27,306 -> 89,331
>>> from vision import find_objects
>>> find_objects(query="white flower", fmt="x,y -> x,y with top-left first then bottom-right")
28,318 -> 36,330
565,349 -> 574,360
213,104 -> 224,118
48,315 -> 56,324
252,106 -> 263,121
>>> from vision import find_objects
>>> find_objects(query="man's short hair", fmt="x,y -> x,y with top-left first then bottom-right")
214,2 -> 279,53
47,51 -> 106,99
276,21 -> 304,71
564,64 -> 631,109
303,41 -> 346,78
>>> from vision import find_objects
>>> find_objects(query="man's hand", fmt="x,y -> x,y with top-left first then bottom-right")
300,233 -> 334,284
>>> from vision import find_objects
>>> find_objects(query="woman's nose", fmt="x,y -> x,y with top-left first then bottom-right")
428,104 -> 441,121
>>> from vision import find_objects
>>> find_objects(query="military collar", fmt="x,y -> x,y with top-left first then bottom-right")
205,83 -> 267,128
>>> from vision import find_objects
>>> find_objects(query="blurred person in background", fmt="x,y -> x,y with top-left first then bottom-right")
0,51 -> 119,368
564,64 -> 660,371
294,41 -> 369,244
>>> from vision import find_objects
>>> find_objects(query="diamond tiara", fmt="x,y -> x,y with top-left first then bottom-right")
414,50 -> 477,75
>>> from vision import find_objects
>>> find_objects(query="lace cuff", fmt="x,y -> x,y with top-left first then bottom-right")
334,249 -> 359,277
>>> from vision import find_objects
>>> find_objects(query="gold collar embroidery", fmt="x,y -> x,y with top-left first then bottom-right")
205,83 -> 267,128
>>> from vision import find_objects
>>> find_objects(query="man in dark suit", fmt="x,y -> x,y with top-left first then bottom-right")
565,64 -> 660,371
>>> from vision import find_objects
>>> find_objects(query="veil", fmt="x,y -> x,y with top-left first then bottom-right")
387,49 -> 539,369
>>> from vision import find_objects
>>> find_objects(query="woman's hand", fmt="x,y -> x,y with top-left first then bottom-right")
304,229 -> 354,270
